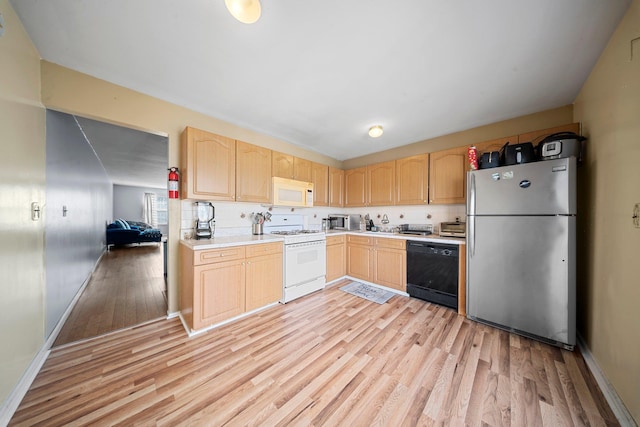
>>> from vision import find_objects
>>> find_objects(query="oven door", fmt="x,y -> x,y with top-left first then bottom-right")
285,240 -> 327,287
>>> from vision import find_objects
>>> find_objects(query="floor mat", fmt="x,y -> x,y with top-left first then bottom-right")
340,282 -> 395,304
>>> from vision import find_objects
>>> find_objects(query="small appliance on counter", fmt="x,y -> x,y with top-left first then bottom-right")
194,201 -> 215,239
398,224 -> 433,236
439,221 -> 466,238
328,214 -> 361,230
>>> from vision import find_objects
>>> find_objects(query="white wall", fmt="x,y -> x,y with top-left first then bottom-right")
181,200 -> 465,237
45,110 -> 113,337
0,0 -> 46,408
113,184 -> 169,235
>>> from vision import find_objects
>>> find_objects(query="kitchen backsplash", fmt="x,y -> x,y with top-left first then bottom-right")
181,200 -> 465,239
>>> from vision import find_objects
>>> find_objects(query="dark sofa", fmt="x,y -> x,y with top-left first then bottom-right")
106,219 -> 162,246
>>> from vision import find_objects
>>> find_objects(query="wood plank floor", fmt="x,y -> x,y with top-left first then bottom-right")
13,279 -> 618,426
54,244 -> 167,346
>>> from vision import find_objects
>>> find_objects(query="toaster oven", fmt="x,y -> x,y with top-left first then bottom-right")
439,221 -> 466,238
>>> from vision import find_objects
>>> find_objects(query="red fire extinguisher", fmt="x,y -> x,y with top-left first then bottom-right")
168,167 -> 179,199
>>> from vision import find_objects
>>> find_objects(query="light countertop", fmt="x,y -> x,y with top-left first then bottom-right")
180,234 -> 284,250
181,229 -> 465,250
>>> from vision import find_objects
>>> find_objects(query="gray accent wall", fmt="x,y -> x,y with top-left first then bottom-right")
113,184 -> 169,235
45,110 -> 113,338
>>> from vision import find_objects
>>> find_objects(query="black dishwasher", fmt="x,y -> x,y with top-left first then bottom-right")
406,241 -> 459,310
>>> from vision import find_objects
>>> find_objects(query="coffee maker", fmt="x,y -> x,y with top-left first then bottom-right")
194,201 -> 215,239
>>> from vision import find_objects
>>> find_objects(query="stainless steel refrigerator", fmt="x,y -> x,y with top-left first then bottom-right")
466,157 -> 576,350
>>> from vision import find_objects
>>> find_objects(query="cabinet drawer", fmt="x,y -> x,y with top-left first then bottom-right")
246,242 -> 283,258
347,235 -> 373,245
375,237 -> 406,250
195,246 -> 246,265
326,235 -> 346,245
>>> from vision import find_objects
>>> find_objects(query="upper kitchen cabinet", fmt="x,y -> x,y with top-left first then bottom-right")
180,126 -> 236,201
345,167 -> 367,207
428,146 -> 467,204
293,157 -> 313,182
311,162 -> 329,206
396,154 -> 429,205
517,123 -> 580,144
367,161 -> 396,206
236,140 -> 272,203
329,167 -> 345,207
272,151 -> 294,179
272,152 -> 313,182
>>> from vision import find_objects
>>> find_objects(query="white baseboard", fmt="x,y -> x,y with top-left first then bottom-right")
0,249 -> 105,425
0,346 -> 50,426
577,333 -> 637,427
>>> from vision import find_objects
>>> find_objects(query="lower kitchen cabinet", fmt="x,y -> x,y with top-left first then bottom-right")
245,243 -> 283,311
373,237 -> 406,292
346,235 -> 374,282
180,241 -> 283,332
326,235 -> 346,283
347,235 -> 407,291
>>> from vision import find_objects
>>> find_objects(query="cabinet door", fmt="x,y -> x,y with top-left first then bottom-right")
245,252 -> 283,311
345,167 -> 367,207
367,161 -> 395,206
428,146 -> 467,204
396,154 -> 428,205
181,127 -> 235,200
293,157 -> 313,182
374,246 -> 406,292
347,243 -> 373,282
329,167 -> 345,207
193,259 -> 245,329
236,140 -> 272,203
311,162 -> 329,207
272,151 -> 294,179
326,239 -> 346,283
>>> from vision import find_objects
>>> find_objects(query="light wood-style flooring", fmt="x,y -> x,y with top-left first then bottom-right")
13,279 -> 617,426
54,244 -> 167,346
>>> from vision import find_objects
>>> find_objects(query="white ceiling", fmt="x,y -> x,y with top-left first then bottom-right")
11,0 -> 630,162
74,116 -> 168,189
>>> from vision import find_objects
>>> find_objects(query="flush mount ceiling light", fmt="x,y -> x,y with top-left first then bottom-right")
225,0 -> 262,24
368,125 -> 384,138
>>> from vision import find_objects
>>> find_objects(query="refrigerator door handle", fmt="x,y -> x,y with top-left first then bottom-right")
468,172 -> 476,258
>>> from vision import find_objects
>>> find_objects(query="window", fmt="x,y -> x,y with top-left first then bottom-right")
156,194 -> 168,225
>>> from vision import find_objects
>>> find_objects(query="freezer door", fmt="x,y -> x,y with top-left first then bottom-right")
466,215 -> 576,347
467,157 -> 576,215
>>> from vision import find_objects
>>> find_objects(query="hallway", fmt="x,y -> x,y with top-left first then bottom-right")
54,244 -> 167,346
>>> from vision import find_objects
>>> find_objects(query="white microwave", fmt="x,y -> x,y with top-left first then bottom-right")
272,177 -> 314,207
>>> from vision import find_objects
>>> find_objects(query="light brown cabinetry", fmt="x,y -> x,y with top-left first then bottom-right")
245,243 -> 283,311
345,167 -> 367,207
329,167 -> 345,207
345,161 -> 396,207
180,127 -> 236,201
373,238 -> 406,292
180,242 -> 283,332
272,152 -> 313,182
367,161 -> 396,206
428,146 -> 468,204
326,235 -> 346,283
236,140 -> 272,203
396,154 -> 429,205
346,235 -> 406,291
312,162 -> 329,206
346,235 -> 374,281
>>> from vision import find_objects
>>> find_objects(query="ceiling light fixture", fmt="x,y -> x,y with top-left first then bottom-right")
368,125 -> 384,138
225,0 -> 262,24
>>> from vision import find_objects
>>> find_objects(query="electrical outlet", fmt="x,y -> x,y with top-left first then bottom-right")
633,203 -> 640,228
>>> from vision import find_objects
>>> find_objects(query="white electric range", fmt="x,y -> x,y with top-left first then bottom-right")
264,215 -> 326,303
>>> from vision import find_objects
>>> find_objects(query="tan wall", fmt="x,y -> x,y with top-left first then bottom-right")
40,61 -> 342,316
573,0 -> 640,423
343,105 -> 574,168
0,0 -> 46,403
